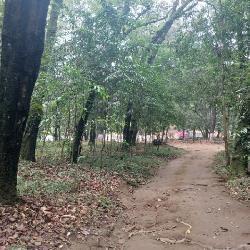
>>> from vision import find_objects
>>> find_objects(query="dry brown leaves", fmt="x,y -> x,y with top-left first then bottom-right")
0,163 -> 123,249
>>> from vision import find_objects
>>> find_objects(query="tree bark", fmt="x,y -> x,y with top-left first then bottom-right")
89,120 -> 96,148
147,0 -> 197,64
204,128 -> 209,140
54,101 -> 61,141
0,0 -> 49,203
148,19 -> 174,64
222,103 -> 230,166
232,20 -> 249,173
21,0 -> 63,160
45,0 -> 63,51
20,103 -> 43,162
192,128 -> 196,142
72,89 -> 96,163
232,93 -> 249,172
130,118 -> 138,146
123,101 -> 133,145
210,106 -> 217,134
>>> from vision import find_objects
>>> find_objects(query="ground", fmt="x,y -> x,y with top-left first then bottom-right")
70,142 -> 250,250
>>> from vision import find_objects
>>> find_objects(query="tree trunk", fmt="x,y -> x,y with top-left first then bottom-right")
54,102 -> 60,141
22,0 -> 63,160
20,103 -> 43,162
217,130 -> 221,138
222,104 -> 230,166
233,96 -> 249,172
147,1 -> 197,64
123,101 -> 133,145
45,0 -> 63,50
89,120 -> 96,148
0,0 -> 49,203
204,128 -> 209,140
72,89 -> 96,163
192,128 -> 196,142
210,106 -> 217,134
232,22 -> 249,173
148,19 -> 174,64
130,118 -> 138,146
161,127 -> 166,142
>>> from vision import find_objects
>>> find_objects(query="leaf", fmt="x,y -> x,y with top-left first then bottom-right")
34,241 -> 42,246
16,224 -> 26,232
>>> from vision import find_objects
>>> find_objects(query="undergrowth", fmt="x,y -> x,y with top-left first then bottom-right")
78,144 -> 182,187
6,143 -> 181,249
18,143 -> 182,194
214,151 -> 250,201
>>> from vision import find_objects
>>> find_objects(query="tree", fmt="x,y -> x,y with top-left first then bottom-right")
0,0 -> 50,203
168,0 -> 249,166
21,0 -> 63,162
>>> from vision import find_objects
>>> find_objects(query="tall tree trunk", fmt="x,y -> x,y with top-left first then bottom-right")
89,120 -> 96,148
232,22 -> 249,173
20,104 -> 43,162
217,129 -> 221,138
220,55 -> 230,166
204,128 -> 209,140
123,101 -> 133,145
192,128 -> 196,142
161,127 -> 165,142
45,0 -> 63,51
130,118 -> 138,146
210,106 -> 217,134
54,101 -> 60,141
0,0 -> 49,203
233,96 -> 249,171
21,0 -> 63,161
222,103 -> 230,166
147,0 -> 197,64
72,90 -> 96,163
148,19 -> 174,64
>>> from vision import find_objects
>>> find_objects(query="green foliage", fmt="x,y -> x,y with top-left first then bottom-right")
145,146 -> 183,159
215,151 -> 246,179
29,101 -> 43,117
214,151 -> 249,201
98,196 -> 113,209
24,0 -> 249,171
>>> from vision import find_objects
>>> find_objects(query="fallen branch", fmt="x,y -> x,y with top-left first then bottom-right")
128,229 -> 156,239
158,237 -> 187,244
157,219 -> 192,245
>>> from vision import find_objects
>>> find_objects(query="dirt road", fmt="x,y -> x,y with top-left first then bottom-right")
71,143 -> 250,250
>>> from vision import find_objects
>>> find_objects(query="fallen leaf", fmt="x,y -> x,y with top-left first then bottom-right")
220,227 -> 229,232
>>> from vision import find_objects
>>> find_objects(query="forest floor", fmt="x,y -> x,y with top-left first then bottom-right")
70,142 -> 250,250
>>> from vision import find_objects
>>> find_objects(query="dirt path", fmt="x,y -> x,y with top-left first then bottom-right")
71,143 -> 250,250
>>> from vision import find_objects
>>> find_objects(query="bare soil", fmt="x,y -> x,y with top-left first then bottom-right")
70,143 -> 250,250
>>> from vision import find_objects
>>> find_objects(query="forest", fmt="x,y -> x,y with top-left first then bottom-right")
0,0 -> 249,249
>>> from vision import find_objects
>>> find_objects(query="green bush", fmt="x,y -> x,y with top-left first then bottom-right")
214,151 -> 250,201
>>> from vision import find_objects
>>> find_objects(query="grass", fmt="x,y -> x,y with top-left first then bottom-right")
22,141 -> 182,193
214,151 -> 247,179
214,151 -> 250,201
145,145 -> 183,159
8,142 -> 182,249
77,143 -> 182,187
